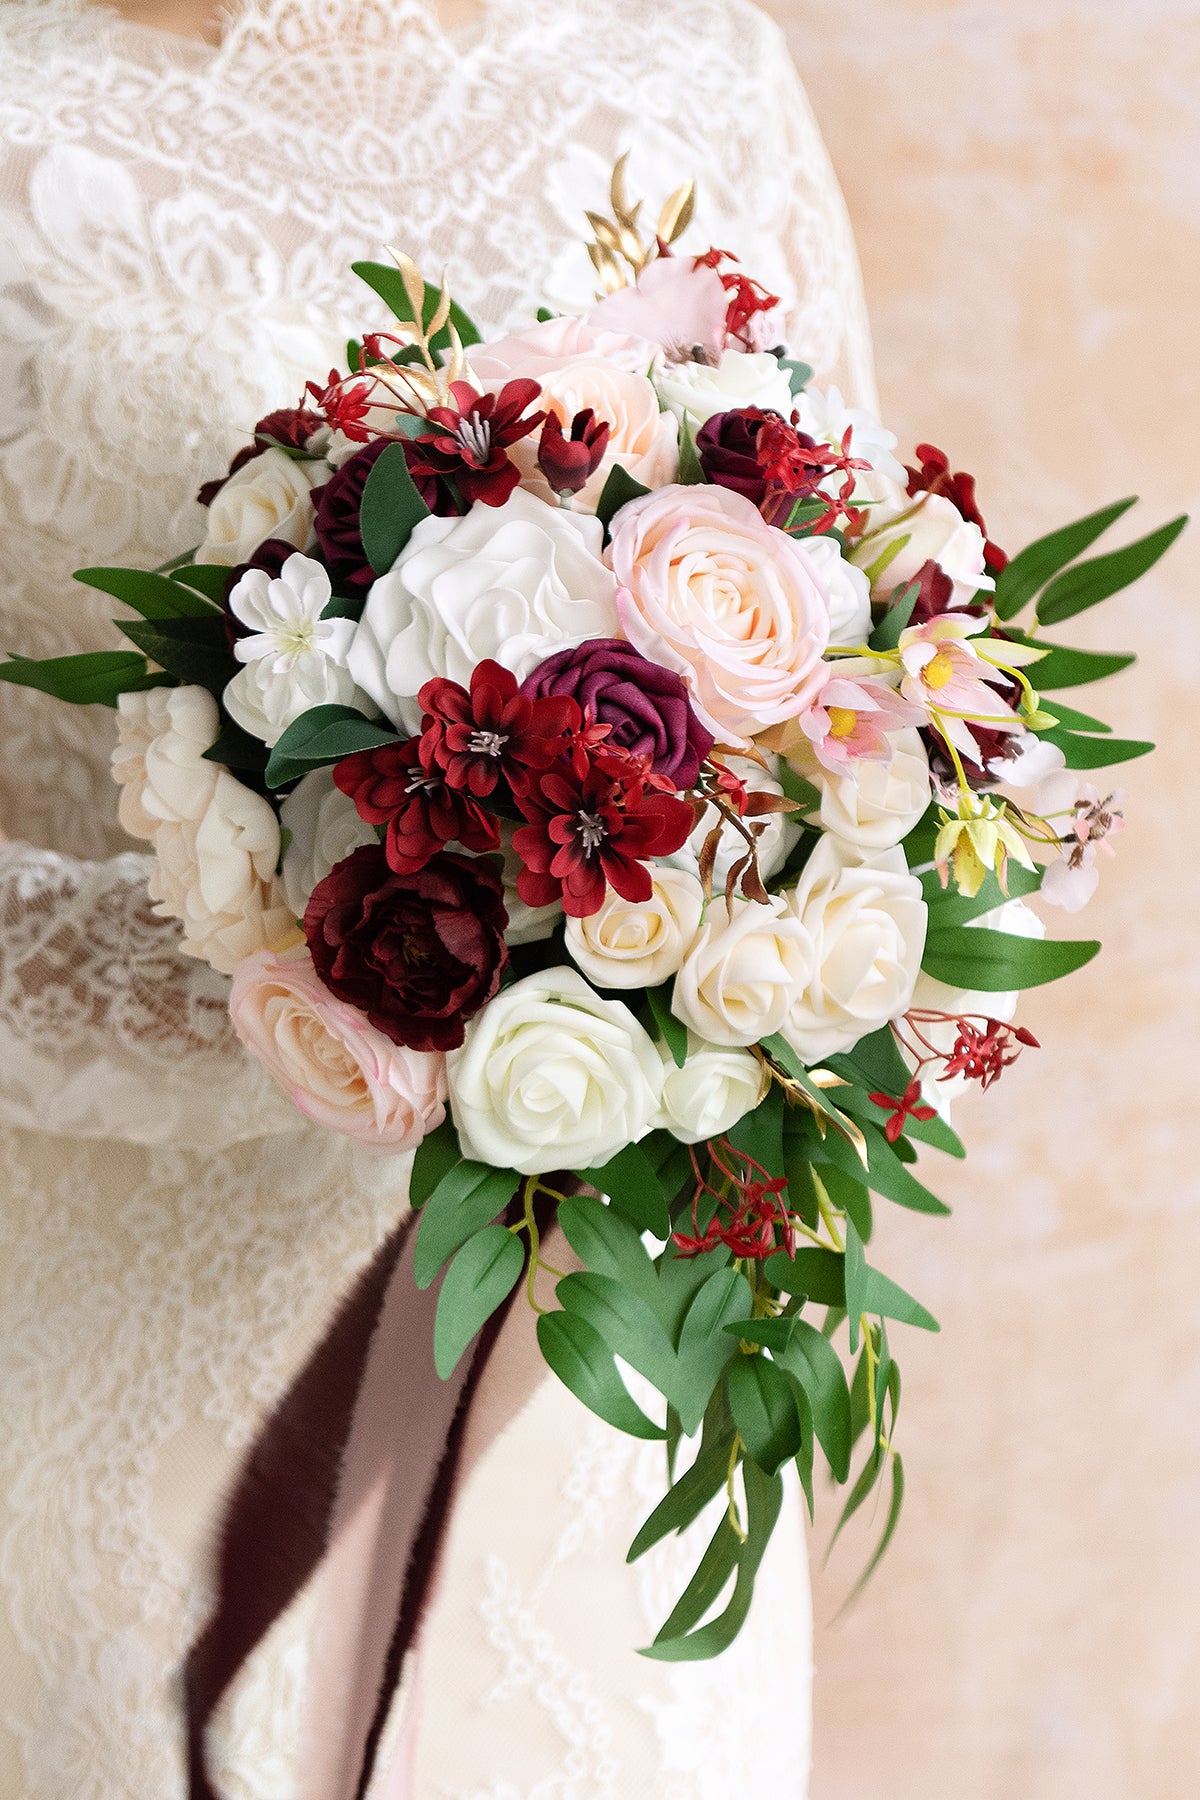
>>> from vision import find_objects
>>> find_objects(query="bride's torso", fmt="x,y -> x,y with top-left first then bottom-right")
0,4 -> 870,1793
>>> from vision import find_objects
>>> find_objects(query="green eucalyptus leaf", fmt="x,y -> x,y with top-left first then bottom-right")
170,563 -> 232,605
843,1216 -> 868,1352
359,439 -> 431,577
555,1270 -> 678,1396
627,1431 -> 736,1562
764,1248 -> 939,1332
992,496 -> 1137,620
1009,636 -> 1135,690
410,1117 -> 462,1206
779,358 -> 813,397
677,415 -> 706,486
589,1140 -> 672,1238
642,1461 -> 783,1661
432,1225 -> 524,1378
647,981 -> 688,1069
537,1310 -> 666,1440
921,924 -> 1100,991
264,704 -> 398,788
673,1266 -> 751,1435
1036,513 -> 1186,625
74,565 -> 221,620
201,720 -> 270,774
726,1315 -> 853,1482
556,1194 -> 660,1307
0,650 -> 168,706
868,578 -> 921,652
728,1354 -> 802,1476
414,1162 -> 518,1288
918,859 -> 1042,929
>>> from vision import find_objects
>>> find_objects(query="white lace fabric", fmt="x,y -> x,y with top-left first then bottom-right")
0,1 -> 872,1792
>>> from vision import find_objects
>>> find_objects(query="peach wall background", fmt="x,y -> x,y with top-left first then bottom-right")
769,3 -> 1200,1796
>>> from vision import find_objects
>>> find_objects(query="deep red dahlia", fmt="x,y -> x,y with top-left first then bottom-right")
304,844 -> 508,1053
405,379 -> 545,509
906,443 -> 1009,573
512,755 -> 693,919
536,408 -> 611,496
419,660 -> 577,799
333,736 -> 499,874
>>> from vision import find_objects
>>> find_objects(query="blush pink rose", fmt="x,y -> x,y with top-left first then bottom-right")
607,484 -> 832,744
470,315 -> 656,385
230,945 -> 447,1150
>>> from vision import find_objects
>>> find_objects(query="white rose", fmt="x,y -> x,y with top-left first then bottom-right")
780,837 -> 927,1062
347,489 -> 620,734
498,824 -> 562,945
565,867 -> 704,990
508,361 -> 679,511
656,1035 -> 768,1144
446,967 -> 663,1175
792,384 -> 906,503
656,349 -> 794,427
669,754 -> 800,888
908,899 -> 1044,1117
112,686 -> 299,974
223,553 -> 365,747
279,767 -> 377,919
672,893 -> 816,1049
785,726 -> 932,852
850,491 -> 992,605
198,447 -> 324,566
797,533 -> 872,648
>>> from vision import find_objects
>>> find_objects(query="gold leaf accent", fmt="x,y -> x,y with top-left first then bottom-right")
580,155 -> 701,298
657,179 -> 696,246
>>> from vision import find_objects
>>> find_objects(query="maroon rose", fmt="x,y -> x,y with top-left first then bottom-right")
695,407 -> 774,506
313,438 -> 391,593
520,640 -> 713,791
221,537 -> 296,654
304,844 -> 508,1053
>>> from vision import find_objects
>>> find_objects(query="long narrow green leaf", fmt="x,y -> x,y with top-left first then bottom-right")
1037,514 -> 1186,625
537,1310 -> 666,1441
1038,728 -> 1154,770
642,1462 -> 783,1661
0,650 -> 167,706
922,924 -> 1100,991
728,1355 -> 802,1476
75,565 -> 221,619
627,1433 -> 736,1561
432,1226 -> 524,1378
992,496 -> 1137,619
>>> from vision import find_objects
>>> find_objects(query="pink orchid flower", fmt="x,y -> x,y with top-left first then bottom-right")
798,675 -> 923,772
897,616 -> 1024,760
588,254 -> 729,363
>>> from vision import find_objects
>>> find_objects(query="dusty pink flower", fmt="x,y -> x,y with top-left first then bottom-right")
607,483 -> 831,744
588,254 -> 729,363
1034,772 -> 1124,912
230,945 -> 447,1149
897,616 -> 1024,761
795,675 -> 924,772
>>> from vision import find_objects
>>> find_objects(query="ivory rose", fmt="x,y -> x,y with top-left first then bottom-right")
656,1035 -> 768,1144
672,893 -> 816,1049
779,837 -> 927,1062
346,488 -> 620,734
655,349 -> 794,427
564,866 -> 704,989
795,534 -> 872,648
446,968 -> 663,1175
608,483 -> 831,743
781,726 -> 933,852
508,361 -> 679,510
230,945 -> 447,1149
278,767 -> 376,918
850,490 -> 992,606
198,446 -> 324,566
112,686 -> 299,974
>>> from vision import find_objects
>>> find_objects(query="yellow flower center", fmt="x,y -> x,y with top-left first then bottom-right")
826,706 -> 858,739
923,650 -> 956,690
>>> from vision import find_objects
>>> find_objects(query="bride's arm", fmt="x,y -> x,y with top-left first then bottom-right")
0,836 -> 296,1147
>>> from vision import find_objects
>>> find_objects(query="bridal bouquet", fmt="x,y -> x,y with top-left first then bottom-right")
4,165 -> 1180,1657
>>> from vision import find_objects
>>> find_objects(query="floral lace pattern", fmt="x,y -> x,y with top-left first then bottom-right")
0,0 -> 870,1790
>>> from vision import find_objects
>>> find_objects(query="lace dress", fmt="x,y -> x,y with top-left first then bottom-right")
0,2 -> 875,1793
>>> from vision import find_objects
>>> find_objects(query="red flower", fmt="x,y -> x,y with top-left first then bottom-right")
869,1077 -> 938,1144
695,247 -> 781,349
906,443 -> 1008,573
304,844 -> 508,1053
536,408 -> 611,496
419,660 -> 577,799
405,379 -> 545,509
304,369 -> 375,442
941,1018 -> 1039,1089
672,1139 -> 794,1261
512,753 -> 693,918
333,736 -> 498,875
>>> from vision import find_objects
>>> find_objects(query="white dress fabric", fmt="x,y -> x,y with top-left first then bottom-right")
0,2 -> 875,1794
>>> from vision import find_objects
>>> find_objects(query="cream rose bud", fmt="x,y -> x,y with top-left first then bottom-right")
507,361 -> 679,511
446,968 -> 663,1176
672,893 -> 816,1049
785,726 -> 932,853
609,484 -> 831,745
850,490 -> 992,605
656,1036 -> 768,1144
347,489 -> 620,735
198,447 -> 325,567
796,534 -> 872,648
655,349 -> 794,427
279,767 -> 377,919
230,945 -> 447,1150
565,867 -> 704,989
780,837 -> 927,1063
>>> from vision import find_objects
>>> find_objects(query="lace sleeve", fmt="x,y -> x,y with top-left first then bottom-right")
0,839 -> 295,1147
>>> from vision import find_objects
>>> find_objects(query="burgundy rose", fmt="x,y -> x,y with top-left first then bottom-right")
520,639 -> 713,791
197,408 -> 321,508
221,537 -> 296,653
313,438 -> 391,593
304,844 -> 508,1053
906,442 -> 1008,573
696,407 -> 773,505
